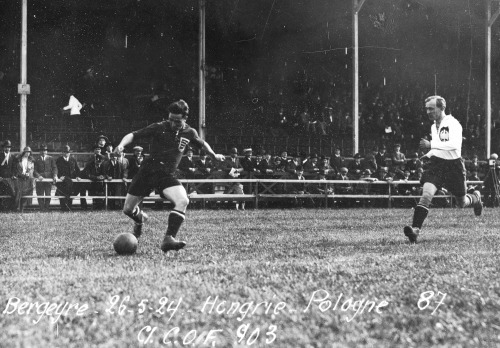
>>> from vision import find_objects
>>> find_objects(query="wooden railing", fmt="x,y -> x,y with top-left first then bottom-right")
0,178 -> 484,210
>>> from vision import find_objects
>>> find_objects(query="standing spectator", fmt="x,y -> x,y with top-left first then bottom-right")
15,146 -> 35,211
128,146 -> 144,179
104,152 -> 129,210
56,145 -> 82,211
91,144 -> 103,162
0,140 -> 16,211
33,144 -> 58,211
375,145 -> 389,168
96,135 -> 110,153
103,143 -> 114,161
223,148 -> 245,210
82,154 -> 106,210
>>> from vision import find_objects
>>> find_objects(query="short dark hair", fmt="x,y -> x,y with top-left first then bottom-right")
168,99 -> 189,118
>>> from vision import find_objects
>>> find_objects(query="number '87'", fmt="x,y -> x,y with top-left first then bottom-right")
237,323 -> 277,345
418,291 -> 447,315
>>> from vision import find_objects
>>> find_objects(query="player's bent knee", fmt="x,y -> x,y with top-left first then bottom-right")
123,207 -> 134,217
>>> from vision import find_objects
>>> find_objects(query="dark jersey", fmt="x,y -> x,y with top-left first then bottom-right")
132,121 -> 204,174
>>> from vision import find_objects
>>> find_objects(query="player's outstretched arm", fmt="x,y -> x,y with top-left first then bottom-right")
202,142 -> 224,162
115,133 -> 135,154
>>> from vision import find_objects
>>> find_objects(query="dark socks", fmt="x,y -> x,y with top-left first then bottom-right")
166,209 -> 185,238
464,193 -> 477,207
412,204 -> 429,229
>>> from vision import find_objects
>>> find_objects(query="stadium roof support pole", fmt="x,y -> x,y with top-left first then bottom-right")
352,0 -> 366,156
486,0 -> 500,158
18,0 -> 29,150
198,0 -> 206,139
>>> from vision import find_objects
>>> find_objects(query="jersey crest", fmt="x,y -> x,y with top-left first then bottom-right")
439,127 -> 449,141
178,137 -> 190,152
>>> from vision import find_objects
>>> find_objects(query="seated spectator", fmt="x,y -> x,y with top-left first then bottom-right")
15,146 -> 35,211
362,153 -> 378,175
257,152 -> 274,176
33,144 -> 58,211
311,170 -> 334,194
318,156 -> 335,178
179,147 -> 197,179
405,153 -> 423,177
82,154 -> 106,210
330,147 -> 345,173
372,166 -> 394,207
279,150 -> 290,167
288,166 -> 308,194
348,153 -> 363,180
127,146 -> 144,180
390,143 -> 406,178
467,170 -> 481,193
272,156 -> 287,173
193,149 -> 213,194
240,148 -> 258,177
393,170 -> 414,207
335,167 -> 353,207
56,145 -> 82,211
466,154 -> 481,178
286,154 -> 301,176
304,154 -> 320,176
355,168 -> 377,207
104,152 -> 129,210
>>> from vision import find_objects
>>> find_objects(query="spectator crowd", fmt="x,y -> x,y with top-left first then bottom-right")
1,135 -> 497,211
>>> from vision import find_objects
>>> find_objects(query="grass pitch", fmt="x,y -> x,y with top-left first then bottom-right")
1,207 -> 499,348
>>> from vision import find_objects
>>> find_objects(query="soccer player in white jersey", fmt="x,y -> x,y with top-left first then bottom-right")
403,96 -> 482,243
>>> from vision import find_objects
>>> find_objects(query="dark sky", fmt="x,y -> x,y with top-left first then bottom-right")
0,0 -> 499,115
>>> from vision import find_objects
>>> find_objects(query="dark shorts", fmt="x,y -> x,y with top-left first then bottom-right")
421,156 -> 466,197
127,159 -> 181,198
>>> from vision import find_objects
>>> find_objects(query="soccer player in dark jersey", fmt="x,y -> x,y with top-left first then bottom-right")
403,96 -> 482,243
114,100 -> 225,252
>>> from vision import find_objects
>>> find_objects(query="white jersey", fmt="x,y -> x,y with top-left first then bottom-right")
425,114 -> 462,160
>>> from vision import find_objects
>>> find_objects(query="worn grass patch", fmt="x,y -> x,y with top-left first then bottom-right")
0,208 -> 499,347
